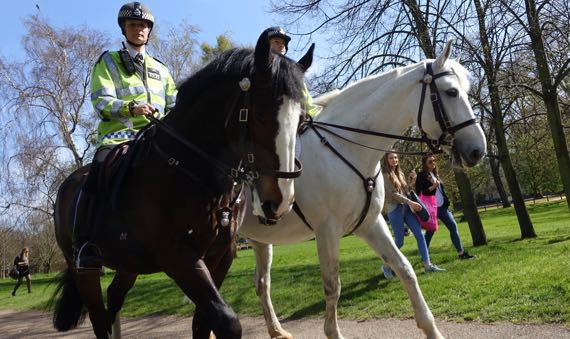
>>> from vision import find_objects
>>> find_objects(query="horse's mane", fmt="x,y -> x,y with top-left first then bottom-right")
175,48 -> 305,111
312,67 -> 402,109
311,58 -> 470,110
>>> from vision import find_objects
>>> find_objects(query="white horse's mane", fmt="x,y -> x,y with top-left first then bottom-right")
313,58 -> 470,109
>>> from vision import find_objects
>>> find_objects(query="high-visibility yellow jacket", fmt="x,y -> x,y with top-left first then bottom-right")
303,84 -> 319,117
90,51 -> 177,147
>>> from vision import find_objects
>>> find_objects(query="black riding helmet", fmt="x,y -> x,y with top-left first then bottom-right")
264,26 -> 291,52
117,2 -> 155,44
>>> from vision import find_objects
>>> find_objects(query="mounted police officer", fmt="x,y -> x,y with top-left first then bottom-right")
264,26 -> 318,117
73,2 -> 177,269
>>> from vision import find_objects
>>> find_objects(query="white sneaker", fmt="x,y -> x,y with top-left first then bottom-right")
425,264 -> 446,273
382,264 -> 394,279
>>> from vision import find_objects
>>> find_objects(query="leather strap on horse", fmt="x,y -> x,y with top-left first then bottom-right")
293,121 -> 381,235
418,63 -> 477,151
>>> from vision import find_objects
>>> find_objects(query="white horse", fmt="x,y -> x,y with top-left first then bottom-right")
240,41 -> 487,339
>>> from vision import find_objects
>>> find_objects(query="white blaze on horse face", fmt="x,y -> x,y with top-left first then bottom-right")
274,97 -> 300,216
250,96 -> 300,219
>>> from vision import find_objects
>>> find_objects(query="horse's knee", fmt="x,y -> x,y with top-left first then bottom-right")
255,275 -> 268,297
393,262 -> 416,282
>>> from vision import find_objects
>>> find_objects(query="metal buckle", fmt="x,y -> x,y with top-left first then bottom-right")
247,153 -> 255,163
239,109 -> 248,122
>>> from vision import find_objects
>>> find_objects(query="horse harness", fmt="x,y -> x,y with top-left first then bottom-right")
293,62 -> 478,234
145,77 -> 303,229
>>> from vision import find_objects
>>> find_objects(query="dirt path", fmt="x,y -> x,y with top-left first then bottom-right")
1,310 -> 568,338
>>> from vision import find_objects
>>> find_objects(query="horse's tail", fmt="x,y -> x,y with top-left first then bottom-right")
50,268 -> 86,331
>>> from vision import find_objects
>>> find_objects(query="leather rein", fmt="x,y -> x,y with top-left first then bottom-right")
294,62 -> 478,234
148,77 -> 303,189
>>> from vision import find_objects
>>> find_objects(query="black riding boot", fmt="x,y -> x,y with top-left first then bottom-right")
12,280 -> 20,296
72,190 -> 103,269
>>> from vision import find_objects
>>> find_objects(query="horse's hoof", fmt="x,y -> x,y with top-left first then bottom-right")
269,327 -> 292,339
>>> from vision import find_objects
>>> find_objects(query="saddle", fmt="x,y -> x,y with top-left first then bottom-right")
96,134 -> 152,207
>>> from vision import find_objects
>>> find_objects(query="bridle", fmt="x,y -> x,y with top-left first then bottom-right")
417,62 -> 477,152
225,77 -> 302,184
305,62 -> 478,155
293,62 -> 478,234
148,76 -> 302,189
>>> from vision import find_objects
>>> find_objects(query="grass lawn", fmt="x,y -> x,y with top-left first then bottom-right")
1,200 -> 569,326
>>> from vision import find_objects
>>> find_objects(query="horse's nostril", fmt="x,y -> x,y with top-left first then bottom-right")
262,201 -> 279,217
471,148 -> 483,162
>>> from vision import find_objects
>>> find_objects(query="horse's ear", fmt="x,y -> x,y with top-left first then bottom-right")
254,30 -> 272,73
434,39 -> 454,70
297,43 -> 315,72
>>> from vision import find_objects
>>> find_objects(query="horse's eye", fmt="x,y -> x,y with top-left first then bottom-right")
446,88 -> 458,97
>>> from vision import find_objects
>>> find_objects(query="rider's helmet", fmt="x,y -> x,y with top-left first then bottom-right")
264,26 -> 291,52
117,2 -> 155,36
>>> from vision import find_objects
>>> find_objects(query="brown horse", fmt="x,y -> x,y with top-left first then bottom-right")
51,31 -> 314,339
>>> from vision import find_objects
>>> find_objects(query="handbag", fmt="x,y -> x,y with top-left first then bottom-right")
408,191 -> 430,222
9,266 -> 19,280
417,192 -> 439,232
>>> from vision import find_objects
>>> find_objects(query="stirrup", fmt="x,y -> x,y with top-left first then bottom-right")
74,242 -> 103,270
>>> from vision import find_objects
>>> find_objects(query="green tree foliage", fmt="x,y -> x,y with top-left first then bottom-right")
200,33 -> 236,65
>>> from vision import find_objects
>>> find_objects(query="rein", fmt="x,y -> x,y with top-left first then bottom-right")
147,77 -> 302,187
293,62 -> 478,234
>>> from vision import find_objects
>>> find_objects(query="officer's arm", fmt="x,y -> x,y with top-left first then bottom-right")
90,58 -> 131,119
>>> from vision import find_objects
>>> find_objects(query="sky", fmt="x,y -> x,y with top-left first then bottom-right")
2,0 -> 317,62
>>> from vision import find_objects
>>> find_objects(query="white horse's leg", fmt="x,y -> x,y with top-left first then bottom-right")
315,223 -> 344,339
250,239 -> 293,339
111,311 -> 121,339
355,216 -> 444,339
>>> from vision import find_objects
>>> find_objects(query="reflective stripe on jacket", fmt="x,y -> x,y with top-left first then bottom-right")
91,50 -> 177,147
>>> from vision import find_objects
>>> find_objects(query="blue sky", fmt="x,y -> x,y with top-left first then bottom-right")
2,0 -> 316,61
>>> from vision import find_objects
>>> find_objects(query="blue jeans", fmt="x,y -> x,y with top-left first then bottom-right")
424,206 -> 464,253
388,204 -> 430,262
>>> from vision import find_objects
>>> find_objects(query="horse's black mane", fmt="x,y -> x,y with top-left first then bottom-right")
175,48 -> 305,110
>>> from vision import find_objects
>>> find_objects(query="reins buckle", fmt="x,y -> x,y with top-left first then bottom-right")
247,153 -> 255,163
239,109 -> 249,122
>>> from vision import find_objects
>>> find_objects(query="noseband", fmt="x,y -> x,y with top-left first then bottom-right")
148,77 -> 302,190
228,78 -> 302,185
418,62 -> 478,152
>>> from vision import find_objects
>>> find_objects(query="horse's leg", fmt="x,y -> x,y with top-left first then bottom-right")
354,215 -> 444,339
73,270 -> 112,338
107,270 -> 138,339
250,239 -> 292,339
193,245 -> 236,339
315,222 -> 344,339
164,250 -> 241,339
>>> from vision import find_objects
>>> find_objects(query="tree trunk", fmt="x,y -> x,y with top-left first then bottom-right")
454,169 -> 487,246
524,0 -> 570,211
474,0 -> 536,238
404,0 -> 488,243
489,156 -> 510,208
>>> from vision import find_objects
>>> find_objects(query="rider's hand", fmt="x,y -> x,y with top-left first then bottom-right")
131,103 -> 158,116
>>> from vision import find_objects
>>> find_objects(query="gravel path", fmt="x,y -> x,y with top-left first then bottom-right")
1,310 -> 569,338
